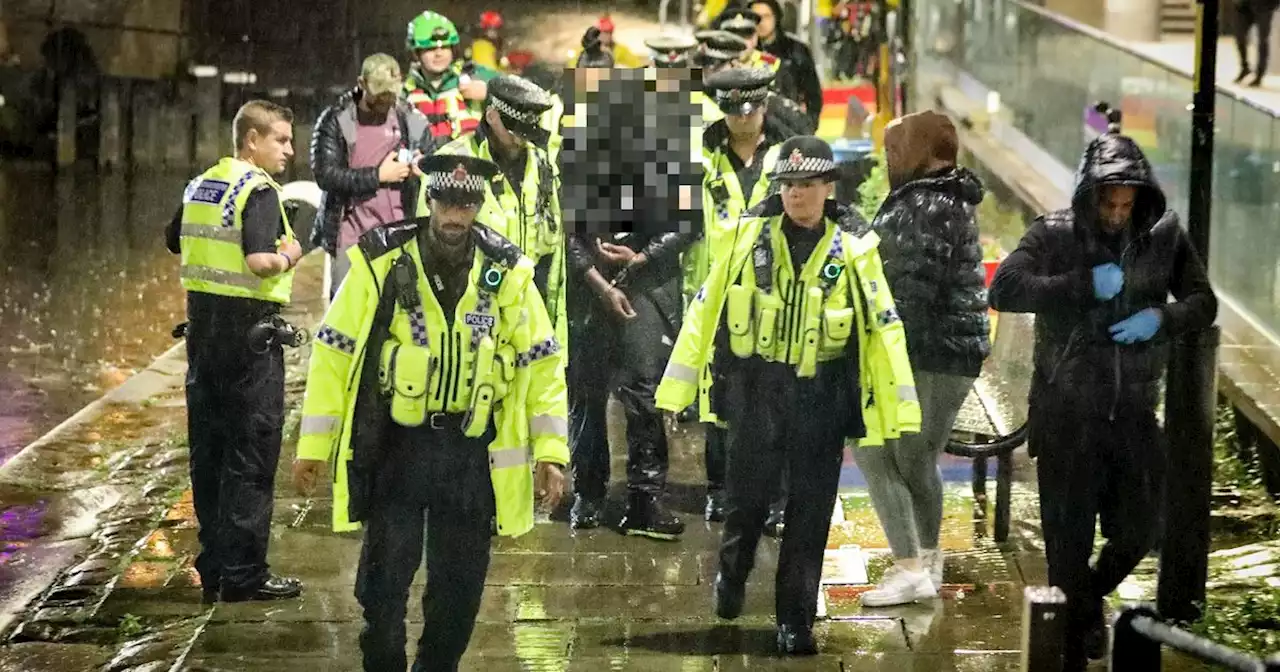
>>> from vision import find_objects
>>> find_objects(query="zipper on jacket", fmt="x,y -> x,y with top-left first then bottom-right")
1109,237 -> 1138,422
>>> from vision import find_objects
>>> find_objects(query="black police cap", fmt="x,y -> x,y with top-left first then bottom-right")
485,74 -> 553,145
705,66 -> 774,115
767,135 -> 841,182
645,34 -> 699,67
420,154 -> 499,205
718,9 -> 761,36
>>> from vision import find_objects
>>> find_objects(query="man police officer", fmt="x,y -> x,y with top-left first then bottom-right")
293,153 -> 568,671
166,100 -> 305,603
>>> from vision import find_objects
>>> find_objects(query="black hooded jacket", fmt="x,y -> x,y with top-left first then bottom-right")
865,166 -> 990,378
752,0 -> 824,124
989,133 -> 1217,417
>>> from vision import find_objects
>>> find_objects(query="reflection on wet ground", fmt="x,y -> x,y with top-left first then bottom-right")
0,167 -> 187,464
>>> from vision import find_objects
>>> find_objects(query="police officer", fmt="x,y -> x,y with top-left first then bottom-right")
292,153 -> 569,672
717,8 -> 781,74
692,30 -> 749,129
430,75 -> 566,346
687,67 -> 796,523
166,100 -> 304,603
657,136 -> 920,655
644,34 -> 699,68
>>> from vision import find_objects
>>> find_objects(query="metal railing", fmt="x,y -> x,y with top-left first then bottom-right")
1020,592 -> 1280,671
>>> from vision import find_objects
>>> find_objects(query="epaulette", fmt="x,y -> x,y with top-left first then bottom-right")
358,219 -> 423,260
471,222 -> 525,268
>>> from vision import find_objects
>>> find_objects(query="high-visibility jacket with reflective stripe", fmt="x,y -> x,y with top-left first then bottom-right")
696,90 -> 724,130
179,157 -> 295,303
657,202 -> 921,446
541,93 -> 565,166
297,221 -> 569,535
403,66 -> 484,142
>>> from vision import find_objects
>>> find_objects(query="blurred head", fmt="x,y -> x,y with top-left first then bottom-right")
749,1 -> 778,40
233,100 -> 294,175
725,107 -> 765,137
780,178 -> 834,226
1097,184 -> 1137,235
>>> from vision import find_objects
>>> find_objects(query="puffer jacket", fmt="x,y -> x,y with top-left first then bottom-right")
308,89 -> 431,254
753,0 -> 824,124
989,131 -> 1217,418
869,165 -> 990,377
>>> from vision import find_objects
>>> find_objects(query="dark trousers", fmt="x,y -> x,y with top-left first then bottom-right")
355,423 -> 495,672
1033,407 -> 1166,670
705,423 -> 727,492
185,324 -> 284,593
1236,2 -> 1276,75
569,288 -> 676,500
717,360 -> 850,627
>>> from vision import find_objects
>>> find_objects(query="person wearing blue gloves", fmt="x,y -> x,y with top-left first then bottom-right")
989,118 -> 1216,672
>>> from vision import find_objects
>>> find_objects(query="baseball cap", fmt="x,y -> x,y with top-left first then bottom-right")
361,53 -> 402,96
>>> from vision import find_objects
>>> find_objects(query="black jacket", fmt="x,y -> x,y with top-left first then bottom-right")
989,132 -> 1217,417
866,166 -> 990,377
754,0 -> 824,125
308,89 -> 431,255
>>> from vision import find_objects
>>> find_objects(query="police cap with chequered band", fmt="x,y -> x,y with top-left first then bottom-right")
644,34 -> 699,68
420,154 -> 500,206
694,30 -> 748,65
717,9 -> 761,37
485,74 -> 555,146
705,66 -> 774,116
767,136 -> 841,182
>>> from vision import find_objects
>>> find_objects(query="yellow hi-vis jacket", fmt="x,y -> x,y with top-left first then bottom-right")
541,93 -> 566,166
296,220 -> 569,535
656,197 -> 921,446
179,157 -> 295,303
426,132 -> 568,352
696,90 -> 724,130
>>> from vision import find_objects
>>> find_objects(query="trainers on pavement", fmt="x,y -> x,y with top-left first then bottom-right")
922,549 -> 944,590
860,565 -> 938,607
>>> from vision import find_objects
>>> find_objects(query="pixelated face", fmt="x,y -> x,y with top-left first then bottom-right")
781,178 -> 833,224
417,47 -> 453,75
430,200 -> 480,244
750,2 -> 777,39
246,120 -> 294,175
560,67 -> 702,237
1098,184 -> 1137,234
725,106 -> 765,136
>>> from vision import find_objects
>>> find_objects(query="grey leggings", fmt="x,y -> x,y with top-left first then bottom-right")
853,371 -> 975,559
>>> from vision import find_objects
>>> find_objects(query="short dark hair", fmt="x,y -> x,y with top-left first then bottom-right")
232,100 -> 294,151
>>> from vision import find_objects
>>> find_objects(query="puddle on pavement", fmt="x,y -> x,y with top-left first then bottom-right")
0,168 -> 188,466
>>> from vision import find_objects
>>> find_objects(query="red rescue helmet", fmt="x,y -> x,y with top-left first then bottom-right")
480,10 -> 503,30
596,15 -> 615,33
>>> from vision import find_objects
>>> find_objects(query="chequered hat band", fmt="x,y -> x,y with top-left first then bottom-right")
715,86 -> 768,104
774,156 -> 837,175
490,96 -> 540,125
429,171 -> 486,192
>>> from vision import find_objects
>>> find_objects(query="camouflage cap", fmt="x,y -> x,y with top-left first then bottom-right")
360,53 -> 403,96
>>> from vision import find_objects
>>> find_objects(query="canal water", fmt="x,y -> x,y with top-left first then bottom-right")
0,167 -> 188,464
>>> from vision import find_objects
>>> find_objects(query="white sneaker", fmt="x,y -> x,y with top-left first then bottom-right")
860,565 -> 938,607
922,549 -> 944,590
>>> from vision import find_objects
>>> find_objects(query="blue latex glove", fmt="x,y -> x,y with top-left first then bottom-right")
1092,263 -> 1124,301
1109,308 -> 1163,344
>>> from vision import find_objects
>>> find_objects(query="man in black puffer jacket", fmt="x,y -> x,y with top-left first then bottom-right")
748,0 -> 823,128
309,54 -> 432,296
989,121 -> 1216,670
853,110 -> 989,609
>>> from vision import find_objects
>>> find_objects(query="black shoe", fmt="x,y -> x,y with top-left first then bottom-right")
570,496 -> 604,530
713,572 -> 745,620
763,507 -> 785,538
201,586 -> 219,605
1248,74 -> 1265,88
1085,610 -> 1107,660
776,624 -> 818,655
1235,66 -> 1251,83
704,490 -> 726,522
220,575 -> 303,602
619,494 -> 685,540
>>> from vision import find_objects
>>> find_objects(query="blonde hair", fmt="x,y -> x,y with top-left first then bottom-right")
232,100 -> 294,151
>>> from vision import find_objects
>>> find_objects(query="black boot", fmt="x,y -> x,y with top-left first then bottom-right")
1235,65 -> 1252,83
776,624 -> 818,655
1248,74 -> 1265,87
570,495 -> 604,530
618,492 -> 685,540
1085,603 -> 1107,661
704,489 -> 727,522
713,572 -> 745,619
220,574 -> 303,602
